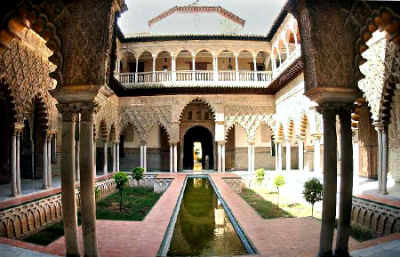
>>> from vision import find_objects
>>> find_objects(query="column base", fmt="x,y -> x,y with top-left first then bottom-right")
66,254 -> 81,257
334,249 -> 350,257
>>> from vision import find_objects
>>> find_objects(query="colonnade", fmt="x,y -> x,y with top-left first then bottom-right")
9,125 -> 54,197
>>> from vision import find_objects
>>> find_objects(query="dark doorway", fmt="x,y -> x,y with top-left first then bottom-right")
183,126 -> 213,170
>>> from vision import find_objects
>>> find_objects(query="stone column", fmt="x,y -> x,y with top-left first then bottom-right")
140,144 -> 143,167
251,143 -> 255,172
116,142 -> 120,172
16,130 -> 22,195
42,133 -> 49,189
135,58 -> 139,83
298,139 -> 304,171
382,123 -> 389,194
318,107 -> 338,257
275,142 -> 278,170
253,56 -> 258,81
112,142 -> 116,172
217,143 -> 222,172
59,109 -> 80,256
286,140 -> 291,171
278,142 -> 283,171
103,140 -> 108,175
152,55 -> 156,82
75,120 -> 80,181
93,140 -> 97,175
335,108 -> 354,257
10,130 -> 17,197
169,144 -> 173,173
143,145 -> 147,172
247,143 -> 252,172
221,143 -> 226,173
271,55 -> 276,73
192,53 -> 196,81
47,134 -> 53,188
235,53 -> 239,81
313,136 -> 321,172
174,144 -> 178,172
171,55 -> 176,81
374,122 -> 386,193
79,107 -> 99,257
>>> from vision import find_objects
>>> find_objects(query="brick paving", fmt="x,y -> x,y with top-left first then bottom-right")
1,172 -> 399,257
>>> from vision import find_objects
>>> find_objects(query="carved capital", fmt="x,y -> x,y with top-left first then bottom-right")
57,103 -> 78,122
79,103 -> 97,122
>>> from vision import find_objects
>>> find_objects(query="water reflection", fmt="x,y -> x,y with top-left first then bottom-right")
167,178 -> 247,256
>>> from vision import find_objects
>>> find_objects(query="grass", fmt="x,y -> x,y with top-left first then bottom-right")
22,187 -> 162,245
96,187 -> 162,221
240,186 -> 376,242
240,187 -> 319,219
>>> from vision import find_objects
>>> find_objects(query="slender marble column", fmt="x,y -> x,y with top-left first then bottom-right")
171,56 -> 176,81
318,108 -> 338,257
135,58 -> 139,83
103,140 -> 108,175
221,144 -> 226,173
47,134 -> 52,188
116,142 -> 120,172
314,137 -> 321,172
382,124 -> 388,194
278,143 -> 283,171
374,122 -> 383,192
16,131 -> 21,195
218,143 -> 222,172
253,56 -> 258,81
152,55 -> 156,82
10,131 -> 17,197
169,144 -> 173,173
112,142 -> 116,172
335,109 -> 354,257
235,54 -> 239,81
79,108 -> 99,257
298,140 -> 304,171
173,144 -> 178,172
274,143 -> 278,171
251,144 -> 255,172
59,110 -> 79,256
42,134 -> 49,189
75,138 -> 80,181
140,145 -> 143,167
143,145 -> 147,172
247,144 -> 252,172
286,140 -> 291,171
192,54 -> 196,81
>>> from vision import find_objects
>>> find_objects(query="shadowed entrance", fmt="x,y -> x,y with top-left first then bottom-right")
183,126 -> 213,170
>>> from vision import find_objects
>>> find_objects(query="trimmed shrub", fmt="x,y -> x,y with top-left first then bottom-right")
303,178 -> 323,217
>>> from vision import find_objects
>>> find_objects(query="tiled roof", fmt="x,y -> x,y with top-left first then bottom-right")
148,5 -> 246,28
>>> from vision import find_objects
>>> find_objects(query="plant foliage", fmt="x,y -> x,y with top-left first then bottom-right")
132,167 -> 144,184
274,175 -> 286,209
255,168 -> 265,184
114,172 -> 129,211
302,178 -> 323,217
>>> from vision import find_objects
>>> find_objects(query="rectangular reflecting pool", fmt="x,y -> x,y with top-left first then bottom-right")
164,177 -> 253,256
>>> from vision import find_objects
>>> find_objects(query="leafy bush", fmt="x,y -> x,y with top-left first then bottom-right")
114,172 -> 129,211
132,167 -> 144,185
303,178 -> 323,217
274,175 -> 286,209
255,168 -> 265,184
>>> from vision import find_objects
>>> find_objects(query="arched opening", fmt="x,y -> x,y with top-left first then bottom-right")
0,86 -> 14,184
225,126 -> 235,171
180,99 -> 215,171
176,50 -> 193,81
160,125 -> 170,171
32,97 -> 48,180
195,50 -> 213,81
218,50 -> 235,81
21,119 -> 33,179
278,39 -> 288,63
124,52 -> 137,73
155,51 -> 172,82
137,51 -> 153,82
119,123 -> 140,171
183,126 -> 214,170
237,50 -> 253,71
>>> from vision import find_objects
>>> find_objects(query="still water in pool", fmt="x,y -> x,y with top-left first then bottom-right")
167,177 -> 248,256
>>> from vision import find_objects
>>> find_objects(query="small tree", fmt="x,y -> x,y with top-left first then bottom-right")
114,172 -> 129,212
303,178 -> 323,217
132,167 -> 144,186
255,168 -> 265,185
274,175 -> 286,210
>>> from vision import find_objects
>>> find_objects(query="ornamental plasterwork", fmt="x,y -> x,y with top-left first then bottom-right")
224,105 -> 274,142
0,30 -> 58,129
95,95 -> 120,140
358,33 -> 387,122
119,105 -> 172,143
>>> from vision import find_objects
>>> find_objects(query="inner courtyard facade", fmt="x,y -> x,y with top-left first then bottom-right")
0,1 -> 400,257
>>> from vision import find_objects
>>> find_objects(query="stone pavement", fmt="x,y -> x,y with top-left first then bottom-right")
0,172 -> 399,257
0,243 -> 59,257
351,239 -> 400,257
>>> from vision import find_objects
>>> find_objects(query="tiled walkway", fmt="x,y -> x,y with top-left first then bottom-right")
0,172 -> 399,257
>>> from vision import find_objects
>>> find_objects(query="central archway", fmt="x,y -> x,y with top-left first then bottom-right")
183,126 -> 214,170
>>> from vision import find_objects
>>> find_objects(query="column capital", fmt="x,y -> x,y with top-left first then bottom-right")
373,120 -> 388,131
78,103 -> 97,122
57,103 -> 79,122
248,141 -> 255,145
217,140 -> 226,146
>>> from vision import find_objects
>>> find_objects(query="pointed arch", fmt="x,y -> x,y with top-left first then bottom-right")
177,97 -> 216,122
